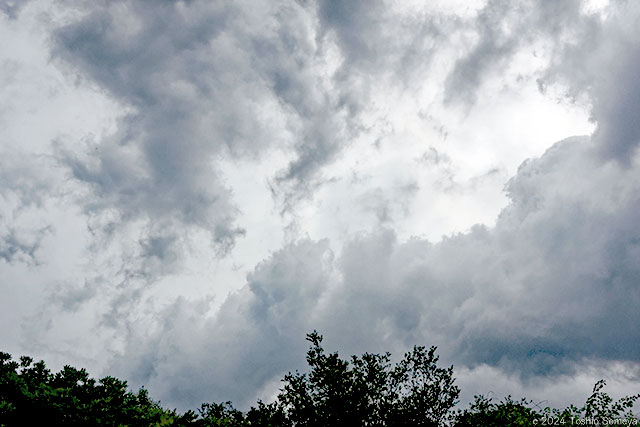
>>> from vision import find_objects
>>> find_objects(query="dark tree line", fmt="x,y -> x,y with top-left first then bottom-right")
1,332 -> 638,426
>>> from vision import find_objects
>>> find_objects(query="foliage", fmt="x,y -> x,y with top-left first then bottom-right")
550,379 -> 640,424
454,395 -> 543,426
1,335 -> 639,426
0,352 -> 170,426
277,331 -> 459,426
455,379 -> 640,426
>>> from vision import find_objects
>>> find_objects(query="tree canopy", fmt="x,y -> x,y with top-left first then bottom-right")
276,331 -> 459,426
1,332 -> 638,426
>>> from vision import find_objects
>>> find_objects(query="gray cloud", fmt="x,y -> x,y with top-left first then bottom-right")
2,0 -> 450,374
110,135 -> 640,409
44,0 -> 467,313
445,0 -> 590,105
45,0 -> 371,333
356,182 -> 419,225
109,238 -> 334,409
316,0 -> 444,78
6,0 -> 640,415
0,0 -> 31,19
445,0 -> 640,162
542,2 -> 640,163
51,0 -> 362,229
0,151 -> 58,265
0,225 -> 51,264
52,0 -> 247,253
317,0 -> 386,66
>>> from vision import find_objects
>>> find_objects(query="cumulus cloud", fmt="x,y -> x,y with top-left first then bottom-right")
41,0 -> 479,324
109,239 -> 335,409
109,135 -> 640,409
543,1 -> 640,162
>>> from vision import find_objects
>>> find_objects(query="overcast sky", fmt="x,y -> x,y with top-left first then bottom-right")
2,0 -> 639,412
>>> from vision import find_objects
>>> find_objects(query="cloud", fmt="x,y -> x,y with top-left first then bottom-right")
316,0 -> 445,77
109,238 -> 334,409
109,135 -> 640,409
542,1 -> 640,163
51,0 -> 358,226
444,0 -> 592,106
444,0 -> 640,162
0,0 -> 31,19
4,0 -> 640,416
0,150 -> 58,265
49,3 -> 233,252
50,0 -> 464,222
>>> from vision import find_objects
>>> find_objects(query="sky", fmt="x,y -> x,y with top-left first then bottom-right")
1,0 -> 640,412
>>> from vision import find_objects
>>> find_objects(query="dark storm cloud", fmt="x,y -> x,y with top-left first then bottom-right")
11,0 -> 454,366
334,136 -> 640,371
47,0 -> 460,286
543,2 -> 640,163
15,0 -> 640,412
51,1 -> 248,254
110,135 -> 640,409
51,0 -> 360,232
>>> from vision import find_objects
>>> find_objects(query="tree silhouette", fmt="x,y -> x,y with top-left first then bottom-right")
454,380 -> 640,426
276,331 -> 459,426
1,334 -> 638,426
